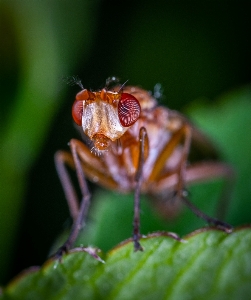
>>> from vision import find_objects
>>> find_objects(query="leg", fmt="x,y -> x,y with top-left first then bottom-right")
54,139 -> 91,257
181,195 -> 232,232
54,138 -> 124,257
150,161 -> 234,231
148,124 -> 192,197
55,150 -> 79,221
178,161 -> 235,221
133,127 -> 149,251
175,125 -> 192,197
55,138 -> 122,220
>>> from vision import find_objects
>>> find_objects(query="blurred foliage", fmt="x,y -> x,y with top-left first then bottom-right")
0,0 -> 250,286
0,0 -> 100,283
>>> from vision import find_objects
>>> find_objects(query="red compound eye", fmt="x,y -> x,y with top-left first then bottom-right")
72,100 -> 83,126
118,93 -> 141,127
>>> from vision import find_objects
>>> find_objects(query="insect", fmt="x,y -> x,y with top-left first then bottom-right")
54,77 -> 233,255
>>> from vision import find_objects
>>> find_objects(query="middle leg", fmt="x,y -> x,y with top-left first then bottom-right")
133,127 -> 149,251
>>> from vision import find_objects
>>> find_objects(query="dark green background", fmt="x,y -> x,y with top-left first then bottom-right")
0,0 -> 250,285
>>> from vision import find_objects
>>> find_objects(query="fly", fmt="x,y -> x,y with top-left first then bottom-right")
54,78 -> 233,255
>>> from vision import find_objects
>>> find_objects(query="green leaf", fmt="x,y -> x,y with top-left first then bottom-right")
2,227 -> 251,300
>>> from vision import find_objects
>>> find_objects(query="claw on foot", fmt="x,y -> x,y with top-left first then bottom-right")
52,244 -> 69,262
133,236 -> 144,252
214,221 -> 233,233
73,246 -> 105,263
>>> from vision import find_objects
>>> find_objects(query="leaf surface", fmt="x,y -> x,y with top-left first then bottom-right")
2,227 -> 251,300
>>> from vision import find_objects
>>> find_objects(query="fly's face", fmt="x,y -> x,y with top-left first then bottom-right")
72,88 -> 141,150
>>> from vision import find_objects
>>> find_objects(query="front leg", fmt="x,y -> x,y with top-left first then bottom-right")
54,138 -> 124,258
133,127 -> 149,251
53,139 -> 91,258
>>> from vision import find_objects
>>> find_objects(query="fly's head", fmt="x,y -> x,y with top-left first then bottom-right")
72,87 -> 141,151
